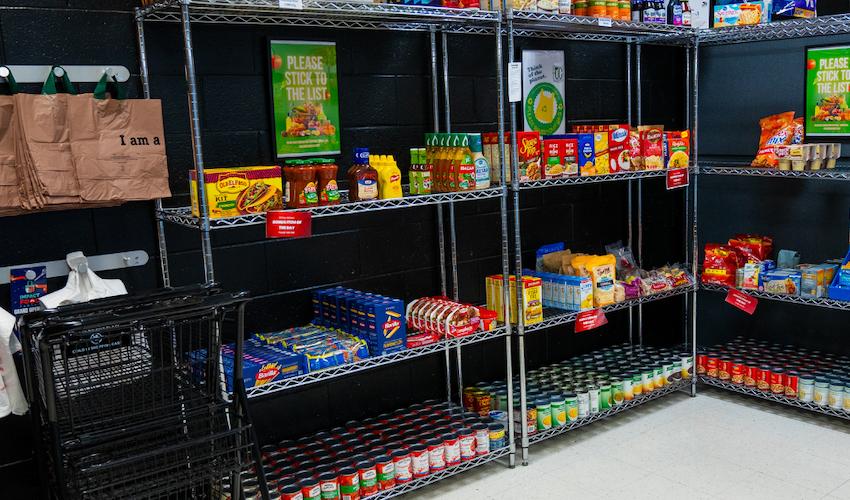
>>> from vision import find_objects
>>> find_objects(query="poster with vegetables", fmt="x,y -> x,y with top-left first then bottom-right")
522,50 -> 565,136
806,45 -> 850,137
270,40 -> 341,157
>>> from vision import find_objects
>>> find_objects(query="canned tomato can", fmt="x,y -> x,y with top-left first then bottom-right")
730,360 -> 745,385
426,438 -> 445,472
756,365 -> 771,391
338,468 -> 360,500
355,461 -> 377,498
442,433 -> 461,467
318,472 -> 340,499
410,444 -> 429,478
373,456 -> 395,491
770,367 -> 785,394
390,450 -> 412,484
457,428 -> 476,461
784,370 -> 799,398
706,353 -> 719,378
718,359 -> 732,381
696,352 -> 707,375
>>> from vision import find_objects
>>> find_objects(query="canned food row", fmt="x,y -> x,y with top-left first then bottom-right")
699,338 -> 850,411
224,401 -> 507,499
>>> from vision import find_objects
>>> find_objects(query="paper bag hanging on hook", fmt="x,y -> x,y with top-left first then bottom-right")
0,93 -> 23,214
67,74 -> 171,202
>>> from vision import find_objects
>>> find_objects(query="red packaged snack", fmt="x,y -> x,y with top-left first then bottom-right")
728,234 -> 773,263
752,112 -> 796,168
702,244 -> 743,287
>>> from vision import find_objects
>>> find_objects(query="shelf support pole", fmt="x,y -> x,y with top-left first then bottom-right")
690,39 -> 700,398
635,41 -> 644,347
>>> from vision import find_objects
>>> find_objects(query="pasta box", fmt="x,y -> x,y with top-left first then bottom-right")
190,166 -> 283,219
556,134 -> 595,176
220,340 -> 305,392
362,297 -> 407,355
516,131 -> 542,182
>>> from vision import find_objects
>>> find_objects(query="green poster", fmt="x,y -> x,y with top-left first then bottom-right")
270,40 -> 341,157
806,45 -> 850,137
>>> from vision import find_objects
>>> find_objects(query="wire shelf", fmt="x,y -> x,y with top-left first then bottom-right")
370,445 -> 510,499
509,10 -> 694,44
701,282 -> 850,312
699,376 -> 850,421
528,378 -> 691,445
245,326 -> 508,398
141,0 -> 501,34
525,284 -> 696,334
699,163 -> 850,181
697,15 -> 850,45
517,169 -> 683,190
158,187 -> 504,229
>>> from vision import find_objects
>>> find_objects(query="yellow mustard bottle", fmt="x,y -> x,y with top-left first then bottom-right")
379,155 -> 403,199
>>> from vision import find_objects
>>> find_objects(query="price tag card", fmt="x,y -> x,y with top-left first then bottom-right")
575,308 -> 608,332
598,18 -> 613,27
666,167 -> 689,190
725,288 -> 758,315
508,62 -> 522,103
266,210 -> 312,238
279,0 -> 304,9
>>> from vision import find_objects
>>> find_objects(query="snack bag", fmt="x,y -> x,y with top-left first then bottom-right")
752,112 -> 796,167
586,254 -> 617,307
604,241 -> 638,279
791,117 -> 805,145
702,244 -> 743,287
728,234 -> 774,263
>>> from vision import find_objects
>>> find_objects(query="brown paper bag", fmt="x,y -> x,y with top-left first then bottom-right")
68,93 -> 171,202
0,95 -> 24,215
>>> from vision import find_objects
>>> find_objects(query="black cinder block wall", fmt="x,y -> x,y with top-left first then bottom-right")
0,1 -> 708,493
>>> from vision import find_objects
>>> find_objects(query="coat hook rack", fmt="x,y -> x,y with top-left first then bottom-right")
0,250 -> 149,285
0,65 -> 130,83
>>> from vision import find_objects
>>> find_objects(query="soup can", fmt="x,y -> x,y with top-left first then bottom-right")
756,365 -> 771,391
769,367 -> 785,395
784,370 -> 799,399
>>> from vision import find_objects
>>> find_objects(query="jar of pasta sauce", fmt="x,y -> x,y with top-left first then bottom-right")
770,367 -> 785,395
784,370 -> 799,399
730,359 -> 745,385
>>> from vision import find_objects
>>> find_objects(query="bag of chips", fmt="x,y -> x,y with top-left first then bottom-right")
752,112 -> 796,167
728,234 -> 774,263
702,244 -> 744,287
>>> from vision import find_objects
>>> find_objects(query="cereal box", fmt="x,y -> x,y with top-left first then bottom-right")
640,127 -> 664,170
593,131 -> 610,175
542,139 -> 565,179
517,131 -> 542,182
664,131 -> 690,169
608,124 -> 631,173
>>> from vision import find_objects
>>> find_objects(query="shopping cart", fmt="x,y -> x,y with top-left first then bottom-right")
20,285 -> 269,499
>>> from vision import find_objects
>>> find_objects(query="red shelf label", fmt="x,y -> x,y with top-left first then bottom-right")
575,308 -> 608,333
666,167 -> 689,190
725,288 -> 758,315
266,210 -> 312,239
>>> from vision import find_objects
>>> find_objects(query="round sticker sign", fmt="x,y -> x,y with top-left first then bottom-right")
524,82 -> 565,136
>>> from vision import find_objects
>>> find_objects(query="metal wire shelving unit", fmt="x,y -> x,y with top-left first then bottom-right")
503,9 -> 700,465
700,377 -> 850,421
135,1 -> 518,497
697,14 -> 850,45
699,161 -> 850,181
527,378 -> 691,445
701,282 -> 850,312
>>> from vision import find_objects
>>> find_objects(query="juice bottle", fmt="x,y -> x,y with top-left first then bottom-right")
435,133 -> 449,192
420,148 -> 432,195
347,147 -> 378,202
468,133 -> 490,190
379,155 -> 402,199
409,148 -> 421,195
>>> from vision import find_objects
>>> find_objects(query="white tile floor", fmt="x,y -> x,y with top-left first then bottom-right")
407,387 -> 850,499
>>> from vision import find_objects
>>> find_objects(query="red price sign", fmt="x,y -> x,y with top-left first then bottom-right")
575,309 -> 608,333
725,288 -> 758,315
266,210 -> 312,238
666,167 -> 689,190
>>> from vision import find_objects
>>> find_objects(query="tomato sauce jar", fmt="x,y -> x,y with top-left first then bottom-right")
355,461 -> 377,498
426,438 -> 446,472
410,444 -> 430,478
770,367 -> 785,395
338,467 -> 360,500
784,370 -> 799,399
390,449 -> 412,484
374,455 -> 395,491
730,359 -> 745,385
